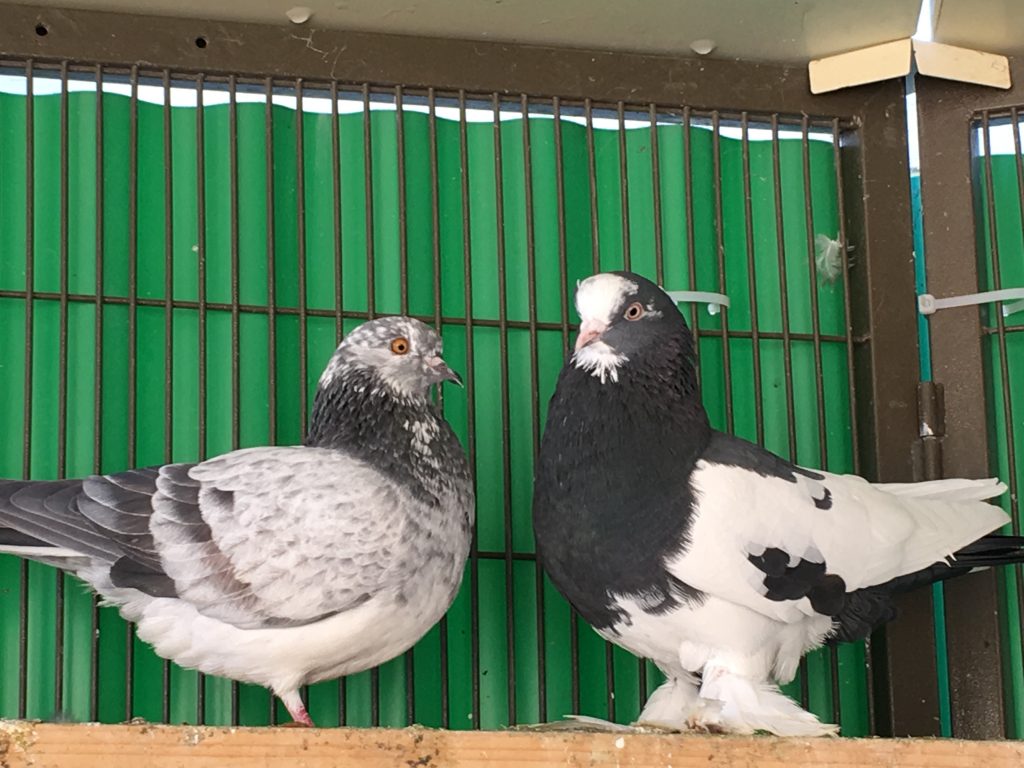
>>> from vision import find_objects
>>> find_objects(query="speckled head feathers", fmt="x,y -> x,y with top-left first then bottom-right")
318,316 -> 460,399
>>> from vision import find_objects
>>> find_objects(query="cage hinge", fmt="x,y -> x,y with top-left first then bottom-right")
912,381 -> 945,482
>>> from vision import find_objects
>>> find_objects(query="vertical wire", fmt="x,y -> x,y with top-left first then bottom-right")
617,101 -> 631,271
585,98 -> 600,273
363,83 -> 376,322
523,93 -> 547,724
18,58 -> 34,721
295,79 -> 308,440
428,86 -> 451,729
294,78 -> 311,721
771,118 -> 798,461
576,96 -> 602,715
988,111 -> 1024,734
553,95 -> 579,715
54,59 -> 70,717
490,93 -> 517,726
395,84 -> 414,726
800,117 -> 829,469
830,124 -> 861,471
681,107 -> 701,369
800,116 -> 840,725
161,69 -> 175,723
710,111 -> 734,434
228,74 -> 241,726
359,81 -> 380,726
605,89 -> 618,708
650,104 -> 665,287
263,77 -> 279,725
641,101 -> 665,701
195,72 -> 208,725
329,79 -> 347,727
770,114 -> 805,706
90,62 -> 104,723
458,89 -> 481,729
740,114 -> 765,446
123,65 -> 139,722
331,81 -> 344,346
832,116 -> 871,732
585,97 -> 614,720
396,85 -> 409,318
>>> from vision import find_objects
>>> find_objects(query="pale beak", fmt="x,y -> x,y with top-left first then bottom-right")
426,355 -> 463,387
574,318 -> 608,352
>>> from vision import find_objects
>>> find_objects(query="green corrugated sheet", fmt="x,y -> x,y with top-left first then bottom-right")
974,155 -> 1024,739
0,89 -> 867,732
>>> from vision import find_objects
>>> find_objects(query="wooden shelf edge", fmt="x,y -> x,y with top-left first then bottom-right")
3,720 -> 1024,768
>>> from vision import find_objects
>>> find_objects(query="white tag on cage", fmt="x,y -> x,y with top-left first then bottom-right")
917,288 -> 1024,318
666,290 -> 731,316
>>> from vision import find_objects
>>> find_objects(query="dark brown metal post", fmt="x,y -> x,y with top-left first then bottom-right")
840,79 -> 934,737
915,59 -> 1024,739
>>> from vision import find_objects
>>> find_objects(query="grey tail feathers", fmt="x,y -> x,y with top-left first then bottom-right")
0,527 -> 52,549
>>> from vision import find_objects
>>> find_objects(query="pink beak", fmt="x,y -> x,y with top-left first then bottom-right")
575,319 -> 608,352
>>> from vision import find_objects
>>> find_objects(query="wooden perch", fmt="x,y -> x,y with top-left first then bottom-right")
3,721 -> 1024,767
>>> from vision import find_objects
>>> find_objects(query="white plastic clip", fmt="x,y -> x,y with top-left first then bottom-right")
918,288 -> 1024,318
666,290 -> 731,316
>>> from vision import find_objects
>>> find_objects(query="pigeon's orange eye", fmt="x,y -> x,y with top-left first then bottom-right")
390,337 -> 410,355
624,302 -> 645,321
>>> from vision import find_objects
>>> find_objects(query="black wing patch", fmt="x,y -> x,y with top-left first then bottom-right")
812,487 -> 833,510
628,573 -> 706,619
748,547 -> 847,616
704,432 -> 825,483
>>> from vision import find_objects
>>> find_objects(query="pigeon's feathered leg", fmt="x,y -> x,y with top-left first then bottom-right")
278,690 -> 315,728
696,660 -> 837,737
634,674 -> 715,731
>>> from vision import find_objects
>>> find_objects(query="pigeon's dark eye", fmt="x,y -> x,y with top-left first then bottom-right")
390,337 -> 410,355
624,302 -> 645,321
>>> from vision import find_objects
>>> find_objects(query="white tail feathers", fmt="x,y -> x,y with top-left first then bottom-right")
875,477 -> 1007,502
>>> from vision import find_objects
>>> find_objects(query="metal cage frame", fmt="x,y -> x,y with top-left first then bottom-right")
0,0 -> 945,737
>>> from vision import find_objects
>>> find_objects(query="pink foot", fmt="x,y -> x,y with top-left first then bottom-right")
279,690 -> 315,727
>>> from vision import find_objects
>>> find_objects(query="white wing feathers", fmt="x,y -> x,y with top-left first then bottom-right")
670,461 -> 1009,624
872,476 -> 1006,502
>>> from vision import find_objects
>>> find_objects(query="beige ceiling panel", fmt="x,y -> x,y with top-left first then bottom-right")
934,0 -> 1024,57
3,0 -> 924,63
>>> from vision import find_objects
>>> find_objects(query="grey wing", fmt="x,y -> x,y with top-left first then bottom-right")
0,447 -> 414,631
160,446 -> 414,629
0,468 -> 183,594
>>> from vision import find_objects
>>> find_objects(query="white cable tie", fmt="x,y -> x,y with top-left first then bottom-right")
918,288 -> 1024,317
666,290 -> 731,316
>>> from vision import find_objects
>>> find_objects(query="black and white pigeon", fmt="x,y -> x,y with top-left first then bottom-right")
533,271 -> 1022,736
0,316 -> 473,727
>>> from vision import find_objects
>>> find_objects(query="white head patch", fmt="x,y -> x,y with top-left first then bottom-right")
575,273 -> 637,327
571,273 -> 637,384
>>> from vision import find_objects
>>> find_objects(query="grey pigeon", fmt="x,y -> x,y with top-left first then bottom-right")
533,271 -> 1022,736
0,316 -> 474,727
